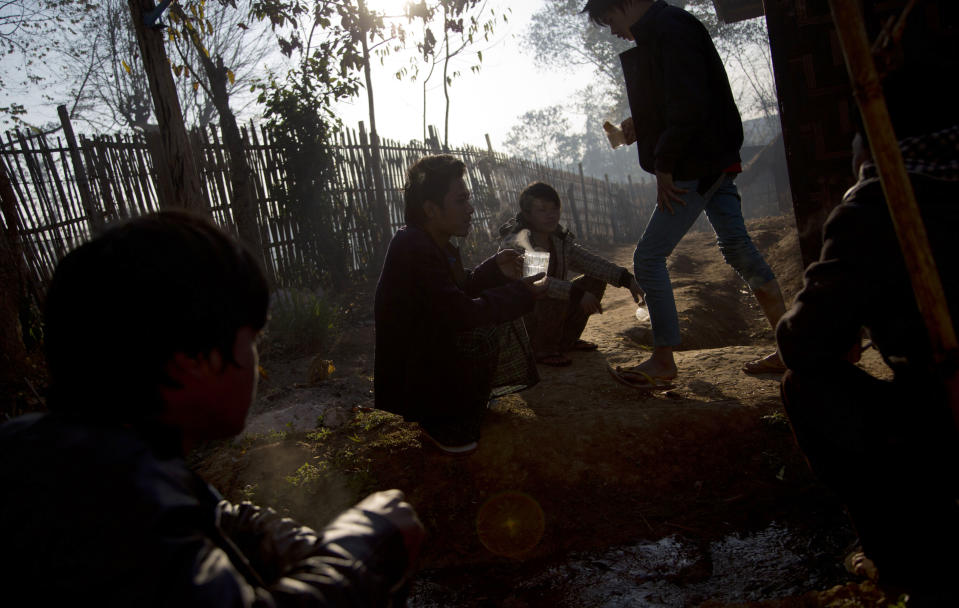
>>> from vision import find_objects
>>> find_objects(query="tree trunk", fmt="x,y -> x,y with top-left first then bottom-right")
173,5 -> 263,258
127,0 -> 206,213
442,6 -> 451,149
358,0 -> 392,271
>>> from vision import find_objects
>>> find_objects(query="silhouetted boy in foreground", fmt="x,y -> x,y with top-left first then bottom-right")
0,212 -> 423,606
374,155 -> 546,454
777,3 -> 958,599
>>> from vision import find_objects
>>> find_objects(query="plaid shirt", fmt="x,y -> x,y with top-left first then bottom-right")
846,124 -> 959,201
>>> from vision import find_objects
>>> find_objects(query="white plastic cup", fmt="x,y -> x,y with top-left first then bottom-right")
522,251 -> 550,277
604,121 -> 626,149
634,306 -> 650,323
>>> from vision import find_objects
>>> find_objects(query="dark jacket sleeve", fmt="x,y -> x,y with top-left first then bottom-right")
776,203 -> 869,371
465,255 -> 510,295
654,12 -> 710,175
207,498 -> 410,607
408,236 -> 535,331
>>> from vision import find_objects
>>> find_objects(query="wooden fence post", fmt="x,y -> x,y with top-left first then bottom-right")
0,159 -> 29,389
358,121 -> 391,270
604,173 -> 615,240
57,105 -> 103,235
578,163 -> 590,240
80,135 -> 118,223
564,183 -> 584,238
144,130 -> 177,214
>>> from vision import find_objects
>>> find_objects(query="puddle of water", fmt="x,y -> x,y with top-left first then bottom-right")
410,521 -> 848,607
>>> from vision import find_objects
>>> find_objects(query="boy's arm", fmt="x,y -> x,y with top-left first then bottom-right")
776,204 -> 870,371
158,490 -> 417,606
465,254 -> 511,295
568,242 -> 631,287
410,240 -> 535,330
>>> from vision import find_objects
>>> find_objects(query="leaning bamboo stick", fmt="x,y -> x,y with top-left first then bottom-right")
829,0 -> 959,426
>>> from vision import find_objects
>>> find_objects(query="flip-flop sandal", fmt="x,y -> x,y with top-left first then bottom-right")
742,357 -> 787,375
572,339 -> 599,351
607,364 -> 675,391
536,353 -> 573,367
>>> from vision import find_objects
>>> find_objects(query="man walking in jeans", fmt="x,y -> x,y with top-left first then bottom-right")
585,0 -> 787,383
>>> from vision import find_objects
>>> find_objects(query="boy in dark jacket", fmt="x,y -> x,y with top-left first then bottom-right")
777,5 -> 959,595
374,155 -> 546,454
585,0 -> 787,384
0,212 -> 423,606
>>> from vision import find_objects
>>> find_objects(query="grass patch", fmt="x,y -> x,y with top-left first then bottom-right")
262,289 -> 340,357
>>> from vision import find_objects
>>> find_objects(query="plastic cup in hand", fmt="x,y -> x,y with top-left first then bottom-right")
523,251 -> 550,278
604,121 -> 626,149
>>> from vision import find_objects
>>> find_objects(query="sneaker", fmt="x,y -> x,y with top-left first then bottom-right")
420,429 -> 478,455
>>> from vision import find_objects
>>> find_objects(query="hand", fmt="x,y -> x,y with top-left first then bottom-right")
621,117 -> 636,145
354,489 -> 425,565
627,277 -> 645,304
521,272 -> 549,297
496,248 -> 523,280
580,292 -> 603,315
655,171 -> 688,215
844,328 -> 867,364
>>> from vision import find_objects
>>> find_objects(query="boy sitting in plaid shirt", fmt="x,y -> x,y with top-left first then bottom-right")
499,182 -> 644,367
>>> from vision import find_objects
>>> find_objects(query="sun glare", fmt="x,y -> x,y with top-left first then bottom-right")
364,0 -> 410,18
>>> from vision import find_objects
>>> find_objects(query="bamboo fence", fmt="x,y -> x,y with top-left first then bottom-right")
0,121 -> 657,302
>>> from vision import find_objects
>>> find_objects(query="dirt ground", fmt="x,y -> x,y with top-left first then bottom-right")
196,214 -> 896,606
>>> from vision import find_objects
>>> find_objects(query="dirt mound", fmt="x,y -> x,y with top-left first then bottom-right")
197,214 -> 886,605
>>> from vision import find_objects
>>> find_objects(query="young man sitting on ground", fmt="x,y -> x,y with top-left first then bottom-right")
374,155 -> 547,454
0,211 -> 424,606
777,7 -> 958,597
499,182 -> 644,367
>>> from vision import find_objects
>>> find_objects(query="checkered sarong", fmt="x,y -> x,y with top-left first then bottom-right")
454,318 -> 539,398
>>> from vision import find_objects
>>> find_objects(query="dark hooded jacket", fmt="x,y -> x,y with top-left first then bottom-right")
620,0 -> 744,180
374,225 -> 536,421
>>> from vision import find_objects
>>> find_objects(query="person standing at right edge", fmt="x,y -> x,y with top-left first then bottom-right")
584,0 -> 788,384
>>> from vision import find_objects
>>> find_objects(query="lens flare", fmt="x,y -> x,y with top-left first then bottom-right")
476,491 -> 545,558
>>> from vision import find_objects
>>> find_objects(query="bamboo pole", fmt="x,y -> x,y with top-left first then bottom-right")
829,0 -> 959,426
58,106 -> 103,235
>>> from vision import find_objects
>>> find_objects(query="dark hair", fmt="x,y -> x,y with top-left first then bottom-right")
43,211 -> 269,423
403,155 -> 466,227
582,0 -> 633,27
518,182 -> 561,215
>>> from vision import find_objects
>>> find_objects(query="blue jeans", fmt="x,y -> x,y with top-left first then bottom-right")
633,175 -> 776,347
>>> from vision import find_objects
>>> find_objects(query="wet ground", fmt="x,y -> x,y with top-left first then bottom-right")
409,516 -> 856,607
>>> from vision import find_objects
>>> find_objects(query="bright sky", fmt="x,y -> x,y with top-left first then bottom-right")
1,0 -> 593,150
334,0 -> 596,150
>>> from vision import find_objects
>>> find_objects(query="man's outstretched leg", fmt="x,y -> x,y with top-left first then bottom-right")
629,179 -> 711,381
702,176 -> 786,374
